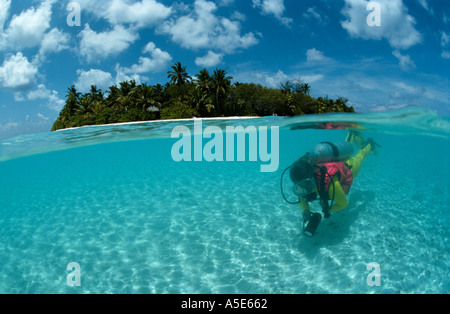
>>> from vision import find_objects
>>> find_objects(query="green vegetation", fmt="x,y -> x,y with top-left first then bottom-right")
51,63 -> 355,131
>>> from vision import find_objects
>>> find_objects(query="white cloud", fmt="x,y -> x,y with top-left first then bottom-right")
75,69 -> 114,93
39,28 -> 71,58
78,24 -> 139,63
392,82 -> 421,96
304,7 -> 321,21
230,11 -> 246,22
306,48 -> 332,63
444,13 -> 449,25
440,32 -> 450,59
0,117 -> 54,140
301,74 -> 325,84
115,67 -> 146,86
368,104 -> 408,112
120,42 -> 172,74
0,121 -> 21,140
0,0 -> 53,51
441,32 -> 450,47
341,0 -> 422,50
233,69 -> 323,89
75,0 -> 171,28
266,70 -> 288,87
160,0 -> 258,54
0,121 -> 19,130
252,0 -> 292,27
25,84 -> 65,112
392,50 -> 416,71
0,0 -> 11,31
389,81 -> 428,103
303,7 -> 329,25
217,0 -> 234,6
104,0 -> 172,27
0,1 -> 69,62
418,0 -> 434,15
0,52 -> 38,91
195,51 -> 224,67
37,113 -> 49,121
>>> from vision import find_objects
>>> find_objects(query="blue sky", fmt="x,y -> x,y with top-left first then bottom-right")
0,0 -> 449,139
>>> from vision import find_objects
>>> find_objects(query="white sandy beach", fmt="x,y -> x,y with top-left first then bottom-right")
57,116 -> 262,132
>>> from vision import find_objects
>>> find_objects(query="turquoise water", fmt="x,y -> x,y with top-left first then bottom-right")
0,106 -> 449,294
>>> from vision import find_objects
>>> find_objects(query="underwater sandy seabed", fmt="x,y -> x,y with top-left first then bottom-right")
0,125 -> 448,294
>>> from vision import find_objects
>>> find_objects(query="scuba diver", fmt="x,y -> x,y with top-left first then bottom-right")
281,131 -> 380,237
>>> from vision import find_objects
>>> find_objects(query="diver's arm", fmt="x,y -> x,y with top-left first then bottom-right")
328,178 -> 349,212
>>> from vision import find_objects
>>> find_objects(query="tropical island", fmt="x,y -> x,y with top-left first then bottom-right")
51,62 -> 355,131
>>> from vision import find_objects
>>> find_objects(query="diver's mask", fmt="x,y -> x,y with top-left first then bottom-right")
292,177 -> 317,197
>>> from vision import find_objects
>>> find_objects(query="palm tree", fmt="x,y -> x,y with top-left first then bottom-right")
152,83 -> 165,105
78,96 -> 92,115
210,68 -> 232,114
302,83 -> 311,95
66,85 -> 81,100
136,83 -> 161,111
88,85 -> 103,103
106,81 -> 137,112
62,85 -> 82,116
196,68 -> 211,91
106,85 -> 120,107
190,85 -> 214,114
119,81 -> 135,98
279,80 -> 293,94
192,69 -> 213,113
167,62 -> 191,86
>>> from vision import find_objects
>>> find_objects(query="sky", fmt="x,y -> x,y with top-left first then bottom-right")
0,0 -> 449,139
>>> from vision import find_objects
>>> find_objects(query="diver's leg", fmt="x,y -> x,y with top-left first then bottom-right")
345,131 -> 366,149
346,143 -> 372,178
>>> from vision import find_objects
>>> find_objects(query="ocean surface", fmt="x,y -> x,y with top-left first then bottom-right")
0,106 -> 448,294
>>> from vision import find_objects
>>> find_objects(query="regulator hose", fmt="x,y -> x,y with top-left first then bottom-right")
280,166 -> 301,205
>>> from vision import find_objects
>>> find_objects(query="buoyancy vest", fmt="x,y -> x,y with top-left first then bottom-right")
314,162 -> 354,195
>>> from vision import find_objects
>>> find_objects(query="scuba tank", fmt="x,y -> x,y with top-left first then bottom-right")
310,142 -> 354,164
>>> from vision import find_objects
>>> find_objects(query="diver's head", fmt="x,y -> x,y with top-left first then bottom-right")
289,155 -> 314,183
289,155 -> 317,197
